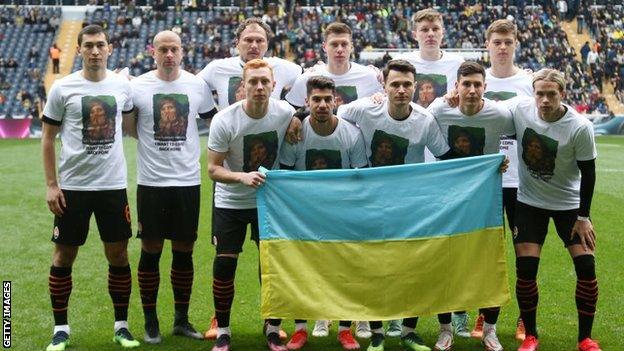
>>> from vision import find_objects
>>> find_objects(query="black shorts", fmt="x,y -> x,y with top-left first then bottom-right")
503,187 -> 518,232
211,207 -> 259,254
513,201 -> 581,247
136,185 -> 200,242
52,189 -> 132,246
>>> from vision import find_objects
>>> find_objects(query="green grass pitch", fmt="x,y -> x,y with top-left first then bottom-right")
0,136 -> 622,350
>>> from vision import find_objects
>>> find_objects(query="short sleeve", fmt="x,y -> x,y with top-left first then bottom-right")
349,128 -> 369,168
207,116 -> 230,153
197,62 -> 216,90
426,97 -> 446,117
122,81 -> 134,112
42,82 -> 65,122
574,123 -> 597,161
198,80 -> 216,113
285,74 -> 308,107
425,116 -> 451,157
336,100 -> 362,125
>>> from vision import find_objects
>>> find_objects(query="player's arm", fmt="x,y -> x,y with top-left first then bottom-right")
207,149 -> 266,189
41,121 -> 65,216
122,108 -> 138,139
571,158 -> 597,251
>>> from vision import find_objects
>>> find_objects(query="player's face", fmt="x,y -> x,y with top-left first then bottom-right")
243,67 -> 275,104
250,141 -> 267,163
454,135 -> 471,155
526,138 -> 543,161
237,24 -> 269,62
456,73 -> 486,110
153,34 -> 183,70
414,20 -> 444,50
307,88 -> 335,123
160,101 -> 177,121
385,70 -> 415,107
487,32 -> 517,64
90,102 -> 105,121
375,140 -> 393,164
534,80 -> 565,119
417,82 -> 435,106
311,157 -> 328,170
323,33 -> 352,65
78,33 -> 111,70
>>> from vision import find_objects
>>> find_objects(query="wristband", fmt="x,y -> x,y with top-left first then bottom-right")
577,216 -> 590,222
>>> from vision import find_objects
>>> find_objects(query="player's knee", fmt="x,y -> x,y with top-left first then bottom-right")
141,239 -> 164,253
104,242 -> 129,266
573,254 -> 596,279
52,244 -> 78,267
171,240 -> 194,252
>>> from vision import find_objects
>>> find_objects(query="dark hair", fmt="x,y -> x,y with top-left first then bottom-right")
78,24 -> 109,46
324,22 -> 352,40
456,61 -> 486,80
306,76 -> 336,96
382,59 -> 416,81
235,17 -> 274,41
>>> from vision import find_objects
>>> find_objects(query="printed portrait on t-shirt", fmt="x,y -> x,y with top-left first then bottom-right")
369,130 -> 409,167
81,95 -> 116,145
414,73 -> 447,108
243,131 -> 279,172
484,91 -> 517,101
334,86 -> 358,107
521,128 -> 558,181
228,76 -> 245,105
305,149 -> 342,170
448,125 -> 485,157
152,94 -> 189,141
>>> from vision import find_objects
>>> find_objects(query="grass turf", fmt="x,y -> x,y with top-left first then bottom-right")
0,136 -> 621,350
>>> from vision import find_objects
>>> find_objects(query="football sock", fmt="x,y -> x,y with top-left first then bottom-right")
516,256 -> 540,338
437,313 -> 452,324
574,255 -> 598,341
138,250 -> 161,316
171,250 -> 193,321
213,256 -> 237,328
480,307 -> 501,325
108,265 -> 132,321
403,317 -> 419,329
49,266 -> 72,326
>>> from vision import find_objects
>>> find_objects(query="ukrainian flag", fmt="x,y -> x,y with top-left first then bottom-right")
257,154 -> 510,320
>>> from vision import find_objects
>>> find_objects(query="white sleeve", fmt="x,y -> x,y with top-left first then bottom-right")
122,81 -> 134,112
349,128 -> 369,168
282,60 -> 303,87
42,82 -> 65,122
574,123 -> 598,161
197,62 -> 216,90
426,97 -> 446,117
279,140 -> 298,167
425,116 -> 451,157
198,80 -> 216,113
336,100 -> 362,125
285,74 -> 308,107
207,116 -> 230,153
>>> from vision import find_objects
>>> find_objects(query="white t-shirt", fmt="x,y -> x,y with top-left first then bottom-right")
485,68 -> 533,188
198,56 -> 302,110
337,98 -> 449,166
279,116 -> 368,170
131,70 -> 215,186
427,97 -> 515,157
208,99 -> 295,209
43,70 -> 133,190
285,62 -> 383,108
509,97 -> 597,211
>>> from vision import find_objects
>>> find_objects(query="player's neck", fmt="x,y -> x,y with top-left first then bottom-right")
490,63 -> 519,78
310,115 -> 338,136
387,103 -> 411,121
81,67 -> 107,82
328,61 -> 351,75
155,67 -> 181,82
539,105 -> 567,123
243,100 -> 269,119
459,99 -> 484,116
419,48 -> 442,61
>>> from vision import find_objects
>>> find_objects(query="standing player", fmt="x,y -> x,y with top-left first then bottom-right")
427,61 -> 514,351
207,59 -> 296,351
127,31 -> 216,344
41,25 -> 139,351
198,17 -> 302,110
470,19 -> 534,342
398,8 -> 465,168
337,59 -> 451,351
280,76 -> 368,351
286,22 -> 383,110
510,69 -> 600,351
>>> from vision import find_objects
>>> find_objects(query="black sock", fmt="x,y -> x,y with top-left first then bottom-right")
49,266 -> 72,326
479,307 -> 500,325
369,321 -> 383,330
403,317 -> 419,329
437,313 -> 451,324
108,265 -> 132,322
574,255 -> 598,341
516,256 -> 540,338
213,256 -> 237,328
138,250 -> 161,319
339,320 -> 351,328
171,250 -> 193,322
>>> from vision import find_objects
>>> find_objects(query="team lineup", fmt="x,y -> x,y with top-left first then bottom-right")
41,7 -> 599,351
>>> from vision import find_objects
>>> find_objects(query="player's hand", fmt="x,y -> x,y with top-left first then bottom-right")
370,92 -> 387,105
444,88 -> 459,107
46,184 -> 66,216
571,219 -> 596,252
286,117 -> 302,144
499,157 -> 509,173
367,64 -> 384,85
240,171 -> 266,189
